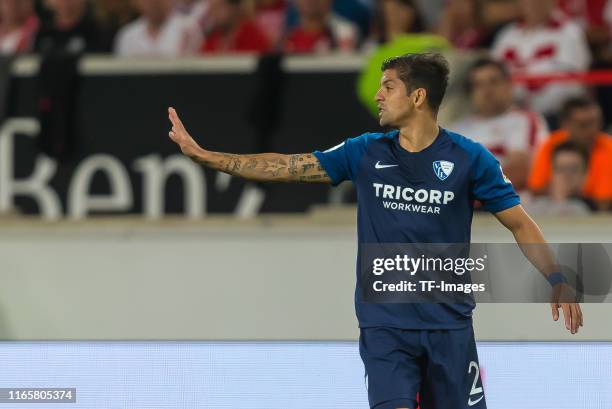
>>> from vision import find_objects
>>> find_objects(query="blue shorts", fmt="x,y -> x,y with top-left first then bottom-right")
359,325 -> 487,409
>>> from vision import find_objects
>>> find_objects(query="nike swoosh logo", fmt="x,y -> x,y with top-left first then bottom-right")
375,161 -> 399,169
468,395 -> 484,406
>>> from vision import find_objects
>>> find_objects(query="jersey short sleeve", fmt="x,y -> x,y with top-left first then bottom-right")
313,133 -> 371,186
471,143 -> 520,213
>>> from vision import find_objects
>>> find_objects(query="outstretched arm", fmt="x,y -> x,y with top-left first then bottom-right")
167,107 -> 332,183
494,205 -> 583,334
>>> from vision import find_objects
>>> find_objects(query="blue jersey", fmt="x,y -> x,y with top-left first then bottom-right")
313,128 -> 520,329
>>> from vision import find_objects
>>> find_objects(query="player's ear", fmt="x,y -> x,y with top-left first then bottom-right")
412,88 -> 427,108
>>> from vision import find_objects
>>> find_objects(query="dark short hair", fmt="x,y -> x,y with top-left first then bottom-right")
552,140 -> 589,165
381,53 -> 450,114
560,96 -> 599,122
465,57 -> 510,93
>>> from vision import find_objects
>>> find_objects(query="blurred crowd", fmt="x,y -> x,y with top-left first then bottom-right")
451,57 -> 612,215
0,0 -> 611,213
0,0 -> 382,56
0,1 -> 608,62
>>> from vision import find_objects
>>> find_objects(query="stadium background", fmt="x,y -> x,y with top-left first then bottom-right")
0,0 -> 612,408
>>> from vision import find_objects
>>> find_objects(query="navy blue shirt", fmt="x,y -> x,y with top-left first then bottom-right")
313,129 -> 520,329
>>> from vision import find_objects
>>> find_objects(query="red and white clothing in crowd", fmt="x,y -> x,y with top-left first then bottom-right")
450,108 -> 549,164
114,13 -> 200,57
284,14 -> 357,54
603,0 -> 612,34
557,0 -> 609,28
491,11 -> 591,115
200,19 -> 270,53
0,14 -> 38,54
176,0 -> 210,41
252,0 -> 287,47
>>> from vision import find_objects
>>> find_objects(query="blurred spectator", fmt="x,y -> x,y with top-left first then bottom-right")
528,97 -> 612,210
451,58 -> 549,190
521,140 -> 593,215
92,0 -> 137,49
437,0 -> 486,49
283,0 -> 358,53
245,0 -> 287,48
481,1 -> 520,25
200,0 -> 269,53
368,0 -> 425,47
594,0 -> 612,127
605,0 -> 612,33
558,0 -> 608,31
175,0 -> 206,13
114,0 -> 199,57
597,1 -> 612,62
175,0 -> 211,33
283,0 -> 371,42
328,0 -> 372,40
414,0 -> 445,30
357,0 -> 448,116
437,0 -> 520,49
492,0 -> 591,119
478,0 -> 521,48
35,0 -> 107,53
558,0 -> 611,65
0,0 -> 38,54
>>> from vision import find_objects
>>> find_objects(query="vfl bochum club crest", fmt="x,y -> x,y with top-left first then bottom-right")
433,160 -> 454,181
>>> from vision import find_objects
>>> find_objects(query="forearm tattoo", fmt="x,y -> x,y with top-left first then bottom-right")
201,152 -> 330,183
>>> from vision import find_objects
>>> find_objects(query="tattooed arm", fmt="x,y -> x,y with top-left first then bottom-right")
196,151 -> 330,183
167,107 -> 331,183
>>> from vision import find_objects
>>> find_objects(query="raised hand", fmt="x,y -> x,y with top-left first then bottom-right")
168,107 -> 203,159
165,107 -> 330,183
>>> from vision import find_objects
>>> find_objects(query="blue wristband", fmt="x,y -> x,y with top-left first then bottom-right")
547,272 -> 567,287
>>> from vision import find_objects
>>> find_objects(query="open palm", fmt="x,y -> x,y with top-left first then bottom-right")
168,107 -> 202,159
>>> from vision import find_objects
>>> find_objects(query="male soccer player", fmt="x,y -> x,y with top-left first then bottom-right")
167,53 -> 583,409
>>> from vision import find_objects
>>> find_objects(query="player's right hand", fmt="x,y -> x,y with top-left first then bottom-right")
168,107 -> 203,159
